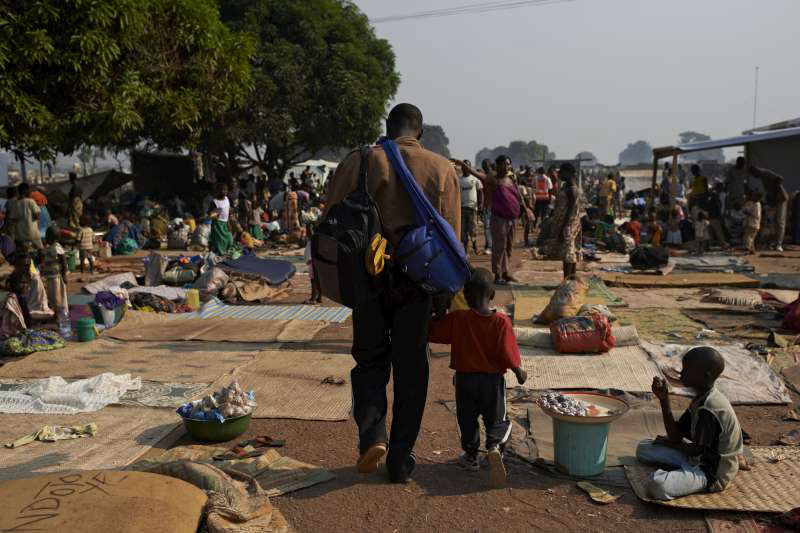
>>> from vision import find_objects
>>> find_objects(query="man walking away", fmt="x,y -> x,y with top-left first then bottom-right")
324,103 -> 461,484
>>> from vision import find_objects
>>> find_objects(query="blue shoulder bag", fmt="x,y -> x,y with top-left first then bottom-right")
380,139 -> 471,294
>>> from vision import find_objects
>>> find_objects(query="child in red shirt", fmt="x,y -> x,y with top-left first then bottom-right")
429,268 -> 527,486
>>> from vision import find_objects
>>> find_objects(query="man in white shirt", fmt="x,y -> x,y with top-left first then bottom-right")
459,160 -> 483,254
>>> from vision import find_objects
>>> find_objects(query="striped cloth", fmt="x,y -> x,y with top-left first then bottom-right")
178,298 -> 352,323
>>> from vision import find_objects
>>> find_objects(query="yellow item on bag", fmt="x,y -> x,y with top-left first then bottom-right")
450,290 -> 469,311
366,233 -> 390,276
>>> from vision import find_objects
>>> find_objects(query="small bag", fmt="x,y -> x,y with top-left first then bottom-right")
380,139 -> 471,294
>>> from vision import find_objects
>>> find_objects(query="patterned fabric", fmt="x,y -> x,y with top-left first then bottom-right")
1,329 -> 65,357
177,297 -> 352,323
68,196 -> 83,227
544,183 -> 582,262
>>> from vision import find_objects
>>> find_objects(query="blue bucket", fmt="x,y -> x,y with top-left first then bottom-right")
542,392 -> 630,477
553,418 -> 610,476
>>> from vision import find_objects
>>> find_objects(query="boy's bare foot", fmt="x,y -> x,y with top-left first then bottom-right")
356,442 -> 387,473
487,447 -> 506,487
303,299 -> 319,305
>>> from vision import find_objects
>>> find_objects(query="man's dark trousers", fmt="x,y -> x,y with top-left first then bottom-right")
351,279 -> 432,478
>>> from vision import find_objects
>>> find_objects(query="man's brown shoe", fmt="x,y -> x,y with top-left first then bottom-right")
357,443 -> 387,473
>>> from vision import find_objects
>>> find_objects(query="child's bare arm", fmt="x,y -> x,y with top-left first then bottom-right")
652,377 -> 685,443
511,367 -> 527,385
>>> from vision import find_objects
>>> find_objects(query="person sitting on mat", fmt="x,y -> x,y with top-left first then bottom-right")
428,268 -> 527,487
636,346 -> 744,500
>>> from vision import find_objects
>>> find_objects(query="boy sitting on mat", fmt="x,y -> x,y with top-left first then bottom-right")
428,268 -> 527,486
637,347 -> 744,500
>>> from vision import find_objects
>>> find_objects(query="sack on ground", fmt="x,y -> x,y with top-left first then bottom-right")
550,314 -> 615,354
577,304 -> 616,323
629,245 -> 669,270
536,278 -> 587,325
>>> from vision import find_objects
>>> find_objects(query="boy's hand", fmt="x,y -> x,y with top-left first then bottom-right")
513,367 -> 527,385
651,376 -> 669,402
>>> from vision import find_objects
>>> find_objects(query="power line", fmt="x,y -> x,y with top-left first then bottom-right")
371,0 -> 576,24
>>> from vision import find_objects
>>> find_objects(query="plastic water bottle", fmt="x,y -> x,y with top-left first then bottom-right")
57,309 -> 72,339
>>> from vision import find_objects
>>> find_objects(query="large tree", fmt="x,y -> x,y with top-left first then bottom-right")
421,124 -> 451,158
678,131 -> 724,163
212,0 -> 400,179
474,140 -> 554,168
618,140 -> 653,166
0,0 -> 252,163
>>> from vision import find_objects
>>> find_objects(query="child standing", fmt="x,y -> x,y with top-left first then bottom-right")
693,211 -> 710,255
76,215 -> 95,274
428,268 -> 527,486
636,347 -> 744,500
40,225 -> 69,324
742,191 -> 762,254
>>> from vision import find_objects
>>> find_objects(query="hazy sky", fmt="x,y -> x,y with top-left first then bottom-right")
357,0 -> 799,164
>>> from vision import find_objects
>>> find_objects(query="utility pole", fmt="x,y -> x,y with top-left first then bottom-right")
752,66 -> 760,129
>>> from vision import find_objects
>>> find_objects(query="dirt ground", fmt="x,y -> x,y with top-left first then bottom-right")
74,238 -> 800,532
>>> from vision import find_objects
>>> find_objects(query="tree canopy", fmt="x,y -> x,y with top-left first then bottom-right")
211,0 -> 400,178
474,140 -> 555,168
678,131 -> 724,162
618,140 -> 653,166
421,124 -> 451,159
0,0 -> 253,160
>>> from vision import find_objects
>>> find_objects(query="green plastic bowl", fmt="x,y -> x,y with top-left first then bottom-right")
179,412 -> 252,442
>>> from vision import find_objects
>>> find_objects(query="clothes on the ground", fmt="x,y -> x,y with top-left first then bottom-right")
459,175 -> 482,209
428,309 -> 521,374
455,372 -> 511,456
77,226 -> 94,250
325,137 -> 461,247
490,215 -> 514,276
636,439 -> 709,500
460,207 -> 477,244
350,274 -> 432,478
5,423 -> 97,449
212,197 -> 230,222
209,219 -> 236,256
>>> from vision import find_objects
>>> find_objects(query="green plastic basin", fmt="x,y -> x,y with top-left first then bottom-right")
180,412 -> 251,442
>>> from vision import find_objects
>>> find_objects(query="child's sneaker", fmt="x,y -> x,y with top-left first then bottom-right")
458,452 -> 479,472
487,447 -> 506,487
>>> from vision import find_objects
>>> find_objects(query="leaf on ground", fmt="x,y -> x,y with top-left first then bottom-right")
577,481 -> 620,504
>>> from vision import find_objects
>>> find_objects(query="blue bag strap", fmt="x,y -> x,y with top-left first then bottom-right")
380,139 -> 470,266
